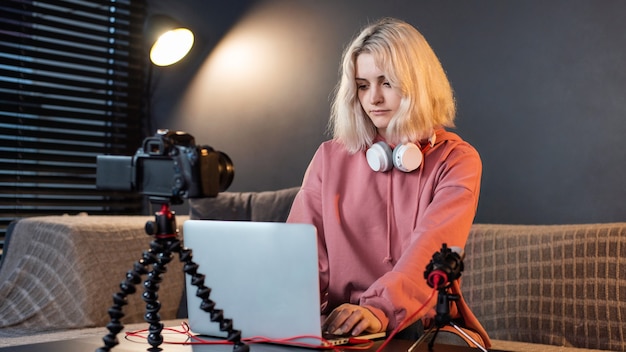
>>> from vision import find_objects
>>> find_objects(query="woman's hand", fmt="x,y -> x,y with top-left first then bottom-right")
322,303 -> 383,336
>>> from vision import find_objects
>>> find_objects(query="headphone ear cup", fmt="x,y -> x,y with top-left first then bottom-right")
366,142 -> 393,172
392,143 -> 423,172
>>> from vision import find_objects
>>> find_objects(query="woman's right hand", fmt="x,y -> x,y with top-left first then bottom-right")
322,303 -> 383,336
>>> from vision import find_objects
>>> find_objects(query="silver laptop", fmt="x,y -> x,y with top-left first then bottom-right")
182,220 -> 385,347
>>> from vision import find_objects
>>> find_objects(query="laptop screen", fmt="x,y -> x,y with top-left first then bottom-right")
182,220 -> 322,341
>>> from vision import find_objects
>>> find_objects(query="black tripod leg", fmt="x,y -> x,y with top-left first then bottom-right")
142,239 -> 175,351
427,327 -> 440,351
408,324 -> 436,352
97,250 -> 155,352
178,246 -> 250,352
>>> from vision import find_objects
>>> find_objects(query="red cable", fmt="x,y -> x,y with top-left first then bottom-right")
124,321 -> 375,350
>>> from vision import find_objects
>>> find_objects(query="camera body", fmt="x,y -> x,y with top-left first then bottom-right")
96,130 -> 233,204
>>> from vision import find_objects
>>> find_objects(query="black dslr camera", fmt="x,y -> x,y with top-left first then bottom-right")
96,129 -> 234,204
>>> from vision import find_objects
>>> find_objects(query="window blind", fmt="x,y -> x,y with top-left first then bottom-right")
0,0 -> 148,257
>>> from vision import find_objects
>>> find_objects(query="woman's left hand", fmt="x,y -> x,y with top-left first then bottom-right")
322,303 -> 383,336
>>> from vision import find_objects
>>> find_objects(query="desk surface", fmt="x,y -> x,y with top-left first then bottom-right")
2,320 -> 604,352
0,320 -> 496,352
0,336 -> 493,352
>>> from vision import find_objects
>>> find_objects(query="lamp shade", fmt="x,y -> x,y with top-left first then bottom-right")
146,14 -> 194,66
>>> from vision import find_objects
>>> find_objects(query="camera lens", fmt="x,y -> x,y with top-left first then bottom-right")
216,152 -> 234,192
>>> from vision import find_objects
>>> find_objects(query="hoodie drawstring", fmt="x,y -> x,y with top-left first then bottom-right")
383,172 -> 394,264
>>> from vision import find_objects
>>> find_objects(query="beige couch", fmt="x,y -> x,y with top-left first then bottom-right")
1,187 -> 625,352
0,214 -> 187,337
464,223 -> 626,351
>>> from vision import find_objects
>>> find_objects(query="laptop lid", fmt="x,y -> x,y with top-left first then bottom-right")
182,220 -> 324,344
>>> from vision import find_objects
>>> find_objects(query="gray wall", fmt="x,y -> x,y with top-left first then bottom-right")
147,0 -> 626,225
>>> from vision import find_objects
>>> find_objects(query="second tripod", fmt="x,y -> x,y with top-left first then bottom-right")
410,244 -> 487,352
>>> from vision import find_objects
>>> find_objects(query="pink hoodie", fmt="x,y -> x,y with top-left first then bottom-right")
287,128 -> 490,346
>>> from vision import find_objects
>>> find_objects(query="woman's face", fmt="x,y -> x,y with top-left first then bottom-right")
355,53 -> 402,140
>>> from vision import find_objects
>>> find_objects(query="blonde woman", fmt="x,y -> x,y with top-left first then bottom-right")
288,17 -> 490,348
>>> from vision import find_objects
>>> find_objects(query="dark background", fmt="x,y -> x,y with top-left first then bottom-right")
146,0 -> 626,225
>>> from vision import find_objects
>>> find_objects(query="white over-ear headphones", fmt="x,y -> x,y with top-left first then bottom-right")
365,133 -> 436,173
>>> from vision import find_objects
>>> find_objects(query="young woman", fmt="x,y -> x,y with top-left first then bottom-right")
287,17 -> 490,347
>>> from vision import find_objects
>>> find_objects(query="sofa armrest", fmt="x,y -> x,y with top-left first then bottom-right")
0,214 -> 187,334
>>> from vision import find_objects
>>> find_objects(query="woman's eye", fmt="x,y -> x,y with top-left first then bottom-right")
357,84 -> 368,90
383,81 -> 391,87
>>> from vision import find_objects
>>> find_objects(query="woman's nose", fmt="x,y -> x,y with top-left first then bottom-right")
370,86 -> 383,104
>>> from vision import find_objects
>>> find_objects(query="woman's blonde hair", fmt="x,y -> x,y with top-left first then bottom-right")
329,17 -> 456,153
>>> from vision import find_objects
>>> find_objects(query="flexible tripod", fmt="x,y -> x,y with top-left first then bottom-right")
97,198 -> 249,352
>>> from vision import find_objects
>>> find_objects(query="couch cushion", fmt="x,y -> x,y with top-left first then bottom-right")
463,223 -> 626,351
188,187 -> 300,222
